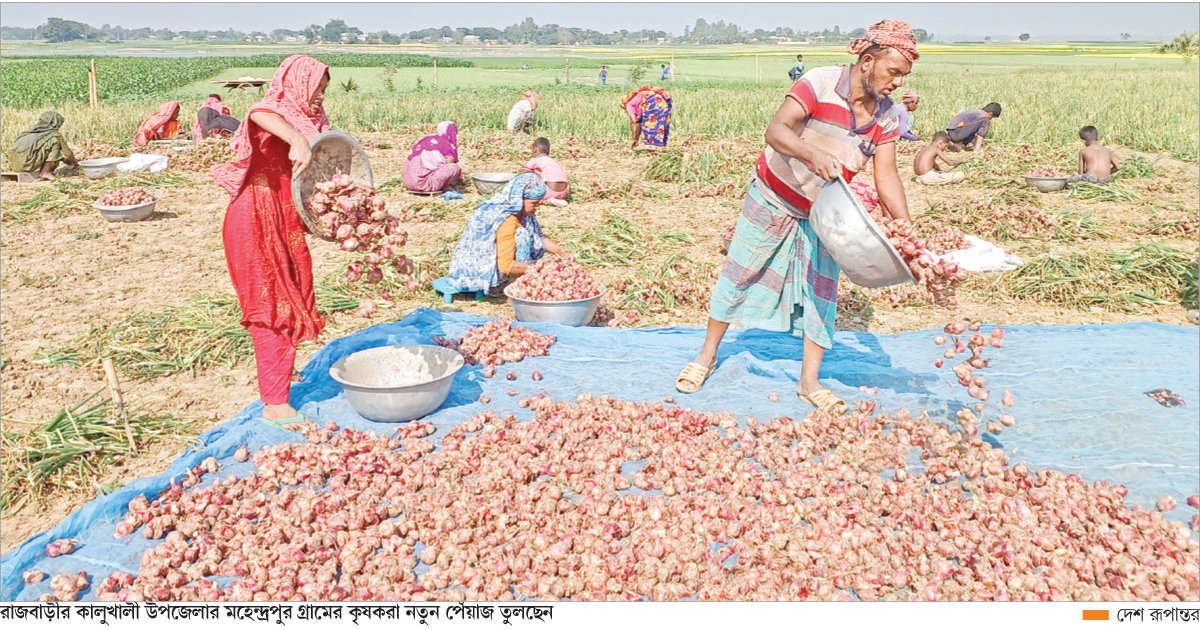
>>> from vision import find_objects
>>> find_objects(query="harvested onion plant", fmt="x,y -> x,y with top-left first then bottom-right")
1,188 -> 91,225
995,244 -> 1197,311
562,215 -> 646,268
0,389 -> 192,512
162,138 -> 235,173
45,296 -> 253,380
614,256 -> 718,317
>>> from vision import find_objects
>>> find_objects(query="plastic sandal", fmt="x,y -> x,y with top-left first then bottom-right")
675,358 -> 717,394
798,387 -> 847,415
261,413 -> 306,430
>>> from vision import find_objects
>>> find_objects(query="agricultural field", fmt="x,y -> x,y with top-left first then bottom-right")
0,44 -> 1197,555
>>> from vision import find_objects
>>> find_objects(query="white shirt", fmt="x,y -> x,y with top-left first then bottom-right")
506,100 -> 532,131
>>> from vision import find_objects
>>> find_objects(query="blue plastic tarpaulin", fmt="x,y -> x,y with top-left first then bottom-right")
3,309 -> 1197,600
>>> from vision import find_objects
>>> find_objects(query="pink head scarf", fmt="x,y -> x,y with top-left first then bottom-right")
407,120 -> 458,162
134,101 -> 181,147
192,96 -> 231,140
848,19 -> 921,62
211,55 -> 331,197
523,90 -> 539,110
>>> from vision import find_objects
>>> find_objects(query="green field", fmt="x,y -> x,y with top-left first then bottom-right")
2,43 -> 1197,159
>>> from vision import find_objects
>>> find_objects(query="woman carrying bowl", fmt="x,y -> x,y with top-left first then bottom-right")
442,172 -> 568,295
211,54 -> 331,428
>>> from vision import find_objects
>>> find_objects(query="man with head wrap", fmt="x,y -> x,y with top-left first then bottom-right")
676,20 -> 919,415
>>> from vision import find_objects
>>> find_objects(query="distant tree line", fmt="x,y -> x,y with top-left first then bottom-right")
1,17 -> 938,46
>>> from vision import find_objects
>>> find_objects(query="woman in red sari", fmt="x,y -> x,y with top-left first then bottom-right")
211,55 -> 330,427
134,101 -> 182,146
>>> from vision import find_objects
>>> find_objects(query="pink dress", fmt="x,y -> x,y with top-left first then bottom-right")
525,156 -> 569,200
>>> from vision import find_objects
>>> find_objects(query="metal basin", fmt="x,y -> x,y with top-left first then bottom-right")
291,131 -> 374,242
329,345 -> 464,423
809,177 -> 915,289
470,172 -> 515,195
93,199 -> 156,222
1025,176 -> 1068,192
504,286 -> 605,326
79,157 -> 128,179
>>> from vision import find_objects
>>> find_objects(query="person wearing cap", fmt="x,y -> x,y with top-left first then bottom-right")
675,20 -> 919,415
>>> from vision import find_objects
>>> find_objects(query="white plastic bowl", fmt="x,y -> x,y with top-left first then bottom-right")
504,286 -> 606,327
92,199 -> 157,222
809,177 -> 915,289
330,345 -> 464,423
471,172 -> 516,195
1025,176 -> 1068,192
79,157 -> 128,179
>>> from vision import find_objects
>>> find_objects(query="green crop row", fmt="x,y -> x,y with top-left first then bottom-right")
0,54 -> 473,108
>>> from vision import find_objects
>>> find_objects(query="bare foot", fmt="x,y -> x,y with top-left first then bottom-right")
37,172 -> 55,181
796,379 -> 824,397
262,403 -> 298,421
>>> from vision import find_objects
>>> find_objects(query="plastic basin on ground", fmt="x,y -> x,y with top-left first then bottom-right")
93,199 -> 156,222
1025,176 -> 1068,192
504,286 -> 605,326
329,345 -> 464,422
470,172 -> 515,195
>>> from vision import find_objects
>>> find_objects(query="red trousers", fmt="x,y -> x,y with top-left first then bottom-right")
248,324 -> 296,405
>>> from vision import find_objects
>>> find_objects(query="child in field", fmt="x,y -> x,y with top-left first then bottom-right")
525,137 -> 569,206
1069,125 -> 1119,184
913,131 -> 965,185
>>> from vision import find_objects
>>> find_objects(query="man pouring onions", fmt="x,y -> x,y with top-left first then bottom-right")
675,20 -> 919,415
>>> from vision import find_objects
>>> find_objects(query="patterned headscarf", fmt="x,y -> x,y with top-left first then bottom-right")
848,20 -> 920,62
445,173 -> 547,293
211,55 -> 331,197
407,121 -> 458,161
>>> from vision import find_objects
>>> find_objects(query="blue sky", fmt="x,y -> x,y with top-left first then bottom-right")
2,2 -> 1196,40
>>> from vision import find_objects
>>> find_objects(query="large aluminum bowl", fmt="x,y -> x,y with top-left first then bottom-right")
809,177 -> 915,289
79,157 -> 128,179
504,286 -> 605,326
470,172 -> 515,195
291,131 -> 375,242
1025,176 -> 1068,192
330,345 -> 464,423
93,199 -> 157,222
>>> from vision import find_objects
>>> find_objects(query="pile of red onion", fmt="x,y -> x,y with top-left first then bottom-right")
507,257 -> 602,302
78,393 -> 1198,602
882,218 -> 961,308
933,322 -> 1012,435
1028,166 -> 1068,178
434,319 -> 556,366
309,174 -> 411,284
720,222 -> 736,243
97,188 -> 155,207
44,572 -> 89,602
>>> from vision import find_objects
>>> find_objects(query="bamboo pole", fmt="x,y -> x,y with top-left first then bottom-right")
565,57 -> 570,84
88,58 -> 98,108
755,55 -> 760,83
433,57 -> 438,87
102,358 -> 136,453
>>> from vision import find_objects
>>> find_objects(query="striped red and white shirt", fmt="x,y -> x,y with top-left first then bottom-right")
755,66 -> 901,216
